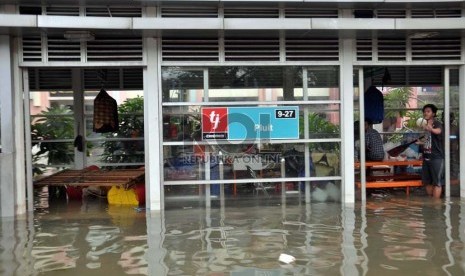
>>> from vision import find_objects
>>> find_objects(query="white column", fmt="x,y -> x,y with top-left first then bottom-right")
144,37 -> 163,211
0,35 -> 15,217
340,38 -> 355,204
444,68 -> 450,198
12,37 -> 27,214
460,65 -> 465,198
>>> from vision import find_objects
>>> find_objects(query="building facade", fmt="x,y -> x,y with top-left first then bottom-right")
1,0 -> 465,216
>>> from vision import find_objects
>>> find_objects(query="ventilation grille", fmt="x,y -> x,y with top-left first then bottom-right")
83,68 -> 143,90
356,39 -> 372,61
285,8 -> 338,18
22,36 -> 42,62
225,38 -> 280,61
45,6 -> 80,16
376,10 -> 406,18
47,37 -> 81,61
162,38 -> 219,61
224,8 -> 279,18
286,38 -> 339,61
408,67 -> 442,85
411,9 -> 462,18
85,7 -> 142,17
28,68 -> 72,90
411,38 -> 461,61
378,38 -> 406,61
368,67 -> 445,86
86,37 -> 143,61
161,6 -> 218,17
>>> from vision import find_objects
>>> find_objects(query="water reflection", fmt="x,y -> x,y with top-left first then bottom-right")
2,196 -> 465,275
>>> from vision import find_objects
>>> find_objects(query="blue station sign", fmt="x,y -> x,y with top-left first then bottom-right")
202,106 -> 299,140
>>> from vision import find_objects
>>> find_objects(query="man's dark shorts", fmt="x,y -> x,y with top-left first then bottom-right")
422,158 -> 444,187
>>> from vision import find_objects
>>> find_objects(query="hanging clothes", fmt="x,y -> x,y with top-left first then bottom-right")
93,88 -> 119,133
364,86 -> 384,124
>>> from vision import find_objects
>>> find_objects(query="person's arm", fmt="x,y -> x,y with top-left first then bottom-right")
423,120 -> 441,135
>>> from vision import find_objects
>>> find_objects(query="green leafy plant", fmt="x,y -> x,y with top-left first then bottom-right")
31,105 -> 74,175
300,112 -> 340,152
101,96 -> 145,164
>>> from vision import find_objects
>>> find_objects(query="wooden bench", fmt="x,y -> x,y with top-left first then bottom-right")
34,168 -> 145,189
355,159 -> 423,195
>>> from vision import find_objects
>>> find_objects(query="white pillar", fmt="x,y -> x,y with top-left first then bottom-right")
460,65 -> 465,198
340,38 -> 355,204
144,37 -> 163,211
0,35 -> 15,217
12,38 -> 27,214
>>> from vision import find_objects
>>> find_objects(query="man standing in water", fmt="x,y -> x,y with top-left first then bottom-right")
421,104 -> 444,199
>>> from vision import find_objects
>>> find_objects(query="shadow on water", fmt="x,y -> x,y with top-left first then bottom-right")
1,190 -> 465,275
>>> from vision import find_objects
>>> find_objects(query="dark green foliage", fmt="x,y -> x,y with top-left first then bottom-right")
31,105 -> 74,174
100,96 -> 145,164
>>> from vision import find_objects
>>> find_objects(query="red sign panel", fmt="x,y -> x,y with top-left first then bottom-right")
202,107 -> 228,139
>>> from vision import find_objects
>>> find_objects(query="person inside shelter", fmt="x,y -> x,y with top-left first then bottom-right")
364,118 -> 385,161
354,118 -> 385,163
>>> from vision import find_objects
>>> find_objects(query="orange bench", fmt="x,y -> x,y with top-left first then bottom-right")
355,160 -> 423,195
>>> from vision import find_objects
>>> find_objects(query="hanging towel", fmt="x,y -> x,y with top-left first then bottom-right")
93,88 -> 119,133
364,86 -> 384,124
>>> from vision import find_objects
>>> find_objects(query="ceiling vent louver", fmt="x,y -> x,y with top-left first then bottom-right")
22,36 -> 42,62
434,9 -> 462,18
28,68 -> 72,90
285,8 -> 338,18
83,68 -> 142,90
162,38 -> 219,61
161,6 -> 218,18
86,7 -> 142,17
356,39 -> 373,61
225,37 -> 280,61
286,38 -> 339,61
86,37 -> 143,62
409,9 -> 460,18
224,8 -> 279,18
45,6 -> 80,16
47,36 -> 81,62
375,10 -> 406,18
122,68 -> 144,90
408,67 -> 442,85
377,38 -> 406,61
411,38 -> 461,61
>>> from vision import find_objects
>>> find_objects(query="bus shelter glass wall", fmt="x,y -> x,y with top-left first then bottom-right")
162,66 -> 342,201
30,90 -> 75,177
356,66 -> 449,198
84,90 -> 144,168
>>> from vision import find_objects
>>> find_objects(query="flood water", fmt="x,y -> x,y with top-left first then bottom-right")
1,190 -> 465,275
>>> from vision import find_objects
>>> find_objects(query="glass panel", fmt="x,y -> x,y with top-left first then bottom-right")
30,91 -> 75,177
162,106 -> 201,142
301,104 -> 340,139
84,90 -> 144,167
209,66 -> 303,102
309,142 -> 341,177
162,68 -> 204,102
310,180 -> 341,202
307,66 -> 340,100
32,142 -> 74,177
88,141 -> 144,165
163,141 -> 341,182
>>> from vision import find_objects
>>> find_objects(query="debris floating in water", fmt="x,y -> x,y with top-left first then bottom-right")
278,253 -> 296,264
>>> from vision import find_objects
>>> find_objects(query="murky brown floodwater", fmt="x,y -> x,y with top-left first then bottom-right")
1,189 -> 465,275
